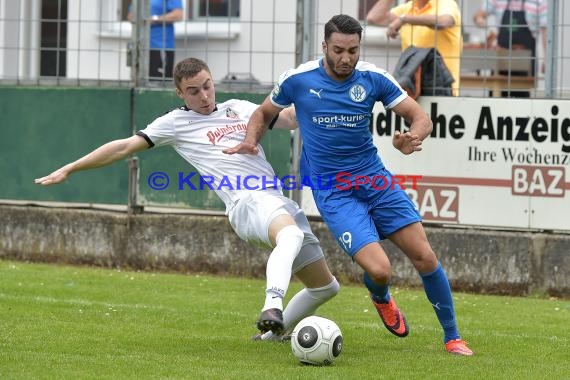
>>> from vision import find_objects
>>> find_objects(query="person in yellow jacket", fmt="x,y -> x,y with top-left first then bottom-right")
367,0 -> 463,96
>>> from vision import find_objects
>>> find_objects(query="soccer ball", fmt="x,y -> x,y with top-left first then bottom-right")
291,316 -> 343,366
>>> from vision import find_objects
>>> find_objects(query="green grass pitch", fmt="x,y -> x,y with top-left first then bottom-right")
0,260 -> 568,379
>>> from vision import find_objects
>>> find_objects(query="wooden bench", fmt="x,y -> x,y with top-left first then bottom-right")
460,74 -> 536,97
460,46 -> 535,96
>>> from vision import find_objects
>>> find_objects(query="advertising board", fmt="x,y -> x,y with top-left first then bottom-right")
301,97 -> 570,232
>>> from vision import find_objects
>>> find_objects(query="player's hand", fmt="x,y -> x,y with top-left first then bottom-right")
34,168 -> 69,186
222,142 -> 259,155
392,130 -> 422,155
386,19 -> 401,39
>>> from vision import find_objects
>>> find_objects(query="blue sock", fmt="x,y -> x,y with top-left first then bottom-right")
363,272 -> 390,304
420,262 -> 460,343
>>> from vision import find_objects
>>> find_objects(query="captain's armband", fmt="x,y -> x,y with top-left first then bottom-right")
268,115 -> 279,130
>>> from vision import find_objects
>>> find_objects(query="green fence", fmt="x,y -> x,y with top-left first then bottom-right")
0,87 -> 290,210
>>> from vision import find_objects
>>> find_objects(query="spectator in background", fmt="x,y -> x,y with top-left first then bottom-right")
128,0 -> 183,80
473,0 -> 547,98
366,0 -> 463,96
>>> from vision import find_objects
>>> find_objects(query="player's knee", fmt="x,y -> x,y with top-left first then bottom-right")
410,249 -> 439,273
276,224 -> 304,249
366,267 -> 391,285
324,277 -> 340,300
308,277 -> 340,301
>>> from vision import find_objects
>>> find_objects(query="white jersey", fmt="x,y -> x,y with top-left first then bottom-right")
138,99 -> 280,211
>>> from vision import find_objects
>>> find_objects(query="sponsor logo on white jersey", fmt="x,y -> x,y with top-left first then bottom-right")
207,123 -> 247,145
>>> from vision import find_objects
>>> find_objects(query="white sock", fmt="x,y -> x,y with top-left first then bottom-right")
282,277 -> 340,332
262,225 -> 304,312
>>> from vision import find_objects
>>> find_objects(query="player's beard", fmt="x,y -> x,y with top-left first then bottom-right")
325,54 -> 358,80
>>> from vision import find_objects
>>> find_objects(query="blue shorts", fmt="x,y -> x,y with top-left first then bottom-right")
312,168 -> 421,257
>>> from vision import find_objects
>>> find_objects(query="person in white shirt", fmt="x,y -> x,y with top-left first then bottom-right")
35,57 -> 339,340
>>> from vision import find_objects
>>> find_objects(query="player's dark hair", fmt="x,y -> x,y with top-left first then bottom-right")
173,58 -> 211,88
324,14 -> 363,41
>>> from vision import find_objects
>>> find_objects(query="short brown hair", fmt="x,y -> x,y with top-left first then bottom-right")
173,58 -> 211,88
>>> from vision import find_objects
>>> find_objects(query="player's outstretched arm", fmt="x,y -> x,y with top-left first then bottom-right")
223,96 -> 283,155
391,97 -> 432,155
34,135 -> 149,186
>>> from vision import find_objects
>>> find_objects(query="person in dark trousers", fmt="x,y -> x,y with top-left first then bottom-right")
474,0 -> 547,97
128,0 -> 183,80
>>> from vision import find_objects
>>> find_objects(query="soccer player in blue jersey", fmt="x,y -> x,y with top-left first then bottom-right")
225,14 -> 473,355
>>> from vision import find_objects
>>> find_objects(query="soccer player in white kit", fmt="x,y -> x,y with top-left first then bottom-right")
35,57 -> 339,340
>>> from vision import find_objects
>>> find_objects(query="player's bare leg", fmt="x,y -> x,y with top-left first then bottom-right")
355,242 -> 409,337
389,222 -> 473,355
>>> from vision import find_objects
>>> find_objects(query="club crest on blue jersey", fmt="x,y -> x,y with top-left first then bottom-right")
349,84 -> 367,103
226,108 -> 239,119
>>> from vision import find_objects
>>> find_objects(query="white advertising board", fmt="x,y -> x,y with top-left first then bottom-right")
301,97 -> 570,232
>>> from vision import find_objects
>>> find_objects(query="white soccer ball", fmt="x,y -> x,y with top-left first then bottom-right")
291,316 -> 343,366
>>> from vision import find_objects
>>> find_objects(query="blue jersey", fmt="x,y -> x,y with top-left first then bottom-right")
270,59 -> 406,184
128,0 -> 182,49
150,0 -> 182,49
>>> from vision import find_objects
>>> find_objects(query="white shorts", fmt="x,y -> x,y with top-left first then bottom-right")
228,189 -> 323,272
